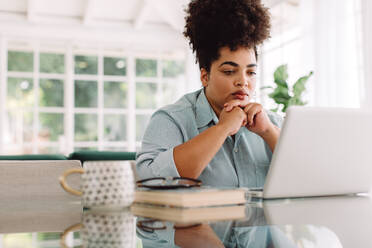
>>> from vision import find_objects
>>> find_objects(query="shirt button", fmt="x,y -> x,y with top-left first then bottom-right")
234,148 -> 238,153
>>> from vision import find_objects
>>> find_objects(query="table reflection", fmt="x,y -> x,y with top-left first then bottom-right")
136,205 -> 294,248
136,195 -> 372,248
1,195 -> 372,247
61,209 -> 136,248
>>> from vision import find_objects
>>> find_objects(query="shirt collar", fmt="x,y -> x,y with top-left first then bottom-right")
195,88 -> 219,128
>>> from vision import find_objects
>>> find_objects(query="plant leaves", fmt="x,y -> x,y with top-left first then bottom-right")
282,105 -> 288,113
270,107 -> 279,112
288,71 -> 313,109
288,97 -> 305,106
269,87 -> 291,105
268,64 -> 313,113
274,64 -> 289,88
292,71 -> 313,98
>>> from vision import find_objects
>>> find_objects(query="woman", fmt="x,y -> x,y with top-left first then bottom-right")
136,0 -> 282,188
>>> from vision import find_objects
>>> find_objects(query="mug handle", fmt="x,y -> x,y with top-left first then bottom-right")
59,168 -> 84,196
60,223 -> 83,248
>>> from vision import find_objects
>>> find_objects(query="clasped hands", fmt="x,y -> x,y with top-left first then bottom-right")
218,99 -> 275,137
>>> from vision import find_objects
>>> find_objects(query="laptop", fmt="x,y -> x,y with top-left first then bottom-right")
248,106 -> 372,199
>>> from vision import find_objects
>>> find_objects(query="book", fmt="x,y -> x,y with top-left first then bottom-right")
134,187 -> 248,208
131,203 -> 247,223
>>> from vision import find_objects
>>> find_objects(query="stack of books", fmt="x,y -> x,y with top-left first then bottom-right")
131,187 -> 249,223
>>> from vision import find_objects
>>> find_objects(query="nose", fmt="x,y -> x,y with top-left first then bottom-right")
235,72 -> 250,86
234,80 -> 248,87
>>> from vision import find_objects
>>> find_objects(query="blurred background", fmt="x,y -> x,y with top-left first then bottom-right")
0,0 -> 370,155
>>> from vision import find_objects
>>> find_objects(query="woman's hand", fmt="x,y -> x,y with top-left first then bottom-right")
224,101 -> 274,137
223,98 -> 250,112
217,106 -> 247,136
243,103 -> 274,135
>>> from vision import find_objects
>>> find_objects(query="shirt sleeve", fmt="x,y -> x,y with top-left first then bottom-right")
261,110 -> 284,158
267,110 -> 284,128
136,110 -> 184,179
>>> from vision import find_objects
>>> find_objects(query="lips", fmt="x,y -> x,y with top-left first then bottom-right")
232,90 -> 248,100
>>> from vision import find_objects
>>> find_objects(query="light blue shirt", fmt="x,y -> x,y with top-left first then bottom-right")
136,88 -> 283,188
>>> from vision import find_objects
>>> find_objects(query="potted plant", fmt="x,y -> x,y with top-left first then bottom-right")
261,64 -> 313,114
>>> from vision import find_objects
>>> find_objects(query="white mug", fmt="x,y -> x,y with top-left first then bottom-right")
61,210 -> 136,248
59,161 -> 135,208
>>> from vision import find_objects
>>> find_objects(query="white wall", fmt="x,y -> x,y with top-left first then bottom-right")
361,0 -> 372,109
299,0 -> 363,108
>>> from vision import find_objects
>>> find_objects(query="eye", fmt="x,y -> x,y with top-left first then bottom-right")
247,71 -> 257,76
223,70 -> 235,75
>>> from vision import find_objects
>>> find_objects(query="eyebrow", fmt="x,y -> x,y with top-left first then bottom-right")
218,61 -> 257,68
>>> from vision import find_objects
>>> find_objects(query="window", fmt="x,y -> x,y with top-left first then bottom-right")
0,41 -> 185,155
259,0 -> 303,110
260,0 -> 363,109
135,58 -> 185,149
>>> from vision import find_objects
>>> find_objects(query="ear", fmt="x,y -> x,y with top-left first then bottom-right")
200,68 -> 209,87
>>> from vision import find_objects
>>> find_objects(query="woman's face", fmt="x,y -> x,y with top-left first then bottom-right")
201,46 -> 257,116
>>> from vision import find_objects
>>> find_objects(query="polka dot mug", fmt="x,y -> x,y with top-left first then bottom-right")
61,209 -> 136,248
59,161 -> 135,208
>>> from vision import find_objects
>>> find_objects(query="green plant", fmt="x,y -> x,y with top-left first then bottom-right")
261,64 -> 313,113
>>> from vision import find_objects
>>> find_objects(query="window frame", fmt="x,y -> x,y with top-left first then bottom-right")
0,39 -> 186,155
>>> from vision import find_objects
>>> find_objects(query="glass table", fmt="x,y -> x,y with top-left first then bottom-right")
1,194 -> 372,247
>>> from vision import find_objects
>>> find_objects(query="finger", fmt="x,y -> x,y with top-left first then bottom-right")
224,100 -> 241,112
238,108 -> 248,126
244,104 -> 263,125
224,99 -> 248,112
243,104 -> 256,125
242,117 -> 247,127
243,103 -> 255,114
229,106 -> 247,126
247,106 -> 262,126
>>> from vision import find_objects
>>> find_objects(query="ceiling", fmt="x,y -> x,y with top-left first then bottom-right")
0,0 -> 187,30
0,0 -> 300,51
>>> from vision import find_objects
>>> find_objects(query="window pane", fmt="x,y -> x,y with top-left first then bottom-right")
104,114 -> 126,141
136,59 -> 157,77
38,146 -> 59,154
1,234 -> 34,246
136,83 -> 157,109
37,232 -> 61,241
163,82 -> 179,105
75,80 -> 97,108
162,60 -> 184,78
74,55 -> 98,75
40,53 -> 64,73
2,146 -> 33,155
104,81 -> 127,108
103,146 -> 127,152
104,57 -> 126,76
39,79 -> 64,107
39,113 -> 64,142
74,114 -> 97,141
136,114 -> 151,141
74,147 -> 98,152
7,78 -> 34,108
8,51 -> 33,72
6,110 -> 33,144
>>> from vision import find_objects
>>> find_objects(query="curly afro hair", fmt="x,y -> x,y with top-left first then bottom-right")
183,0 -> 271,72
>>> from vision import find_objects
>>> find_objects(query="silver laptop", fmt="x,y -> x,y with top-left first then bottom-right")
249,106 -> 372,199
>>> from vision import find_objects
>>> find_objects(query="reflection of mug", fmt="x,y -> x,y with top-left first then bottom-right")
59,161 -> 135,208
61,210 -> 136,248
